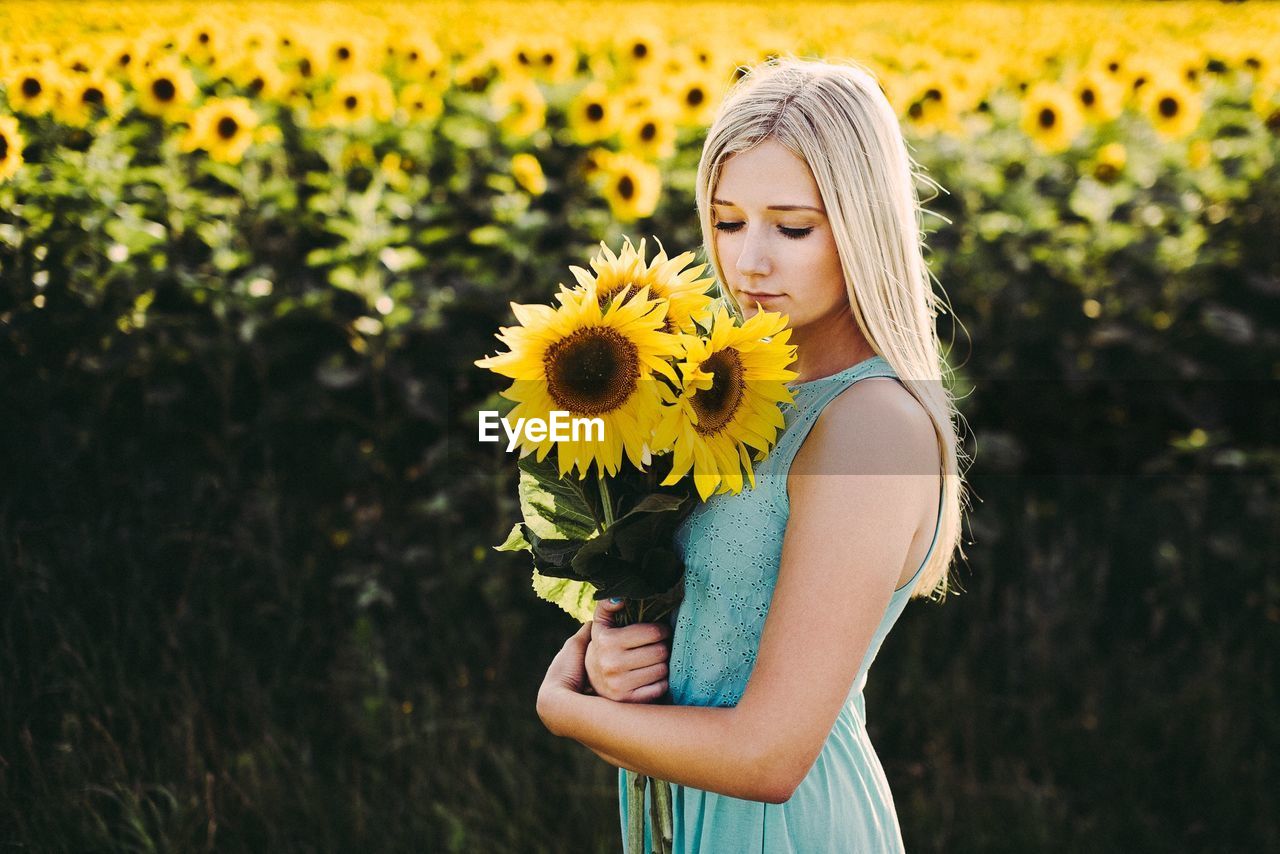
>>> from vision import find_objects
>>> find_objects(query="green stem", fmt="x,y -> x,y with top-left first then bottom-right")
626,769 -> 646,854
598,473 -> 615,529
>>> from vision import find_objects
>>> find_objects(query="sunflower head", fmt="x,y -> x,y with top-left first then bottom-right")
564,236 -> 715,334
652,305 -> 798,500
475,280 -> 683,479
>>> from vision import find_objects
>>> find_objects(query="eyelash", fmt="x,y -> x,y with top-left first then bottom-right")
713,222 -> 814,240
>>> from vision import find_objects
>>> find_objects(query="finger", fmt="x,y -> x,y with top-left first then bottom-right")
620,621 -> 671,650
593,597 -> 626,633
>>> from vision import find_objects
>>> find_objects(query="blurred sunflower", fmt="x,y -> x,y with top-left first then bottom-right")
179,20 -> 226,71
233,22 -> 278,55
4,63 -> 62,116
133,56 -> 197,121
511,152 -> 546,195
326,34 -> 371,77
1092,142 -> 1127,183
1070,68 -> 1125,124
223,49 -> 290,101
0,115 -> 24,182
397,82 -> 445,123
670,69 -> 719,128
389,35 -> 447,88
53,70 -> 125,127
473,280 -> 683,480
490,75 -> 547,138
901,70 -> 963,137
595,152 -> 661,222
619,108 -> 678,161
568,81 -> 618,144
1138,72 -> 1203,141
651,305 -> 798,500
504,34 -> 576,85
1251,66 -> 1280,125
566,237 -> 715,334
317,70 -> 396,127
614,25 -> 667,75
1020,81 -> 1084,154
179,96 -> 260,164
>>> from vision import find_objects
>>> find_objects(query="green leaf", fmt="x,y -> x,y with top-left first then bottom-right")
531,570 -> 597,623
516,453 -> 601,541
494,523 -> 530,553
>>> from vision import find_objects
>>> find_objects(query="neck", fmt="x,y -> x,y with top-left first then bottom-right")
787,310 -> 877,384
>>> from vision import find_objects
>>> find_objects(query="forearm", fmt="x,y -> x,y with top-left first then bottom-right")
543,692 -> 773,802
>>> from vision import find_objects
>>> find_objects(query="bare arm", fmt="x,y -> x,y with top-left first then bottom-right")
540,690 -> 768,800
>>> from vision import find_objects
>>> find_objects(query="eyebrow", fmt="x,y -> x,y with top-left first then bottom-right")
712,198 -> 825,213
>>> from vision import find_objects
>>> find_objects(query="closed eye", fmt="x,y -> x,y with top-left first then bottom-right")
713,222 -> 814,240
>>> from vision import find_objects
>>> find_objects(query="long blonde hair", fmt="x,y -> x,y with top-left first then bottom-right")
695,56 -> 971,601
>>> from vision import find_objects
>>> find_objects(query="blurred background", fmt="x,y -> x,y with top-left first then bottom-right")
2,1 -> 1278,851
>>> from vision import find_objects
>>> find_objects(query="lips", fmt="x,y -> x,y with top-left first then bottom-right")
741,291 -> 782,299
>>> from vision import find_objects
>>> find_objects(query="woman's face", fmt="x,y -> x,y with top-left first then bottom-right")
711,138 -> 849,332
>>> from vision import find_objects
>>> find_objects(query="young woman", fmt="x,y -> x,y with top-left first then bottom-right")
536,56 -> 970,852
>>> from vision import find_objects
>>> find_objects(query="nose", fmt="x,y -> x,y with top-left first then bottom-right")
733,225 -> 770,281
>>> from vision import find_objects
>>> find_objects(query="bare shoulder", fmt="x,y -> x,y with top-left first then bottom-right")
794,376 -> 937,477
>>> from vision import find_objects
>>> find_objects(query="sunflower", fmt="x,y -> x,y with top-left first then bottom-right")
133,56 -> 197,121
179,96 -> 260,164
315,70 -> 396,127
53,70 -> 125,128
511,152 -> 546,195
1069,68 -> 1126,124
474,281 -> 683,480
1138,72 -> 1203,141
565,236 -> 715,334
651,305 -> 798,500
669,68 -> 719,128
594,152 -> 661,222
1020,81 -> 1084,154
388,35 -> 446,88
0,115 -> 24,182
568,81 -> 618,145
489,75 -> 547,139
397,82 -> 445,123
4,62 -> 62,116
619,108 -> 678,161
222,49 -> 290,101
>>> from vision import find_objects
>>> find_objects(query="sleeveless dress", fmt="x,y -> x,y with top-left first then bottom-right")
617,354 -> 944,853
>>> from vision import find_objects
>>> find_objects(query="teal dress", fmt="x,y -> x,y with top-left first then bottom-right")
618,354 -> 943,853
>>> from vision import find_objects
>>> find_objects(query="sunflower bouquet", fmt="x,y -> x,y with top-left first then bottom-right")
475,236 -> 798,854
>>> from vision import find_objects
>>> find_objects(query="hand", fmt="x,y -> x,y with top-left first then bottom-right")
585,598 -> 672,703
537,621 -> 592,734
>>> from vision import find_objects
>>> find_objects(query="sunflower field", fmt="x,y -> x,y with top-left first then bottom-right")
2,0 -> 1279,851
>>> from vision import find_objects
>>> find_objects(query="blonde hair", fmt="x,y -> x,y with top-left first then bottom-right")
695,56 -> 971,601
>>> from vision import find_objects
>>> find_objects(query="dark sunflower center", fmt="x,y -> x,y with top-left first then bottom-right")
82,87 -> 104,106
1080,87 -> 1095,107
21,77 -> 41,97
0,136 -> 8,160
586,102 -> 605,122
632,42 -> 648,60
216,116 -> 239,139
686,87 -> 704,107
345,94 -> 359,110
617,174 -> 635,200
1038,107 -> 1056,129
691,348 -> 745,435
544,327 -> 640,415
640,121 -> 657,141
337,46 -> 351,61
152,78 -> 176,101
1159,96 -> 1179,118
